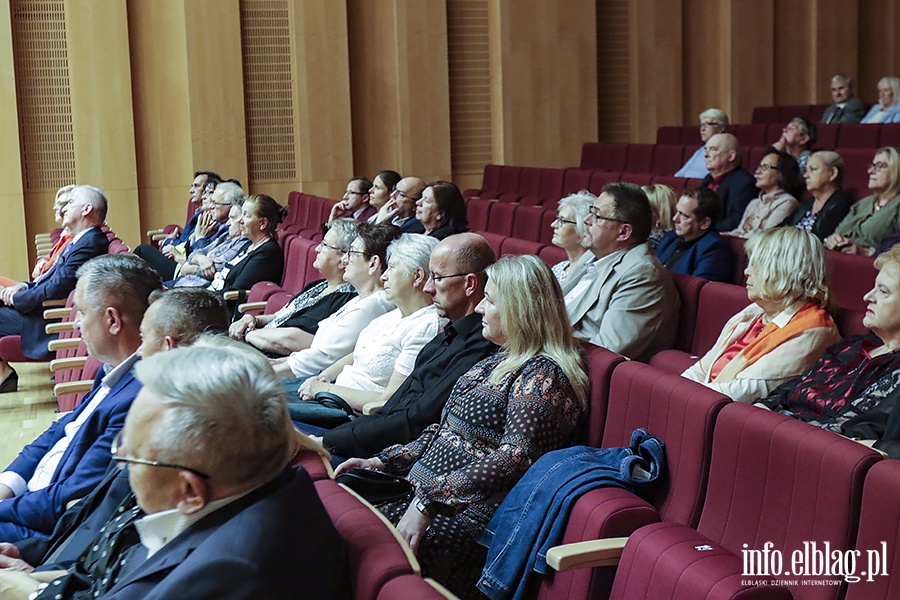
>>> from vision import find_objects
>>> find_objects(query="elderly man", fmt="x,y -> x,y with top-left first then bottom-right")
2,343 -> 350,599
311,233 -> 498,459
156,171 -> 221,249
327,176 -> 376,224
771,117 -> 818,174
375,176 -> 427,232
656,187 -> 734,282
700,132 -> 757,232
564,182 -> 678,361
0,255 -> 161,543
0,185 -> 111,392
675,108 -> 729,178
0,289 -> 228,575
821,75 -> 868,124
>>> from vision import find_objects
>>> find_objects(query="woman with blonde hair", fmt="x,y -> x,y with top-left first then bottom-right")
334,255 -> 588,599
549,190 -> 594,286
782,150 -> 853,240
682,227 -> 840,403
861,76 -> 900,124
642,184 -> 678,249
826,147 -> 900,255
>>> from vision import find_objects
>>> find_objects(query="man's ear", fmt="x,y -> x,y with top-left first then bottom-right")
176,472 -> 210,515
106,306 -> 123,335
162,336 -> 176,352
616,223 -> 634,243
699,217 -> 712,233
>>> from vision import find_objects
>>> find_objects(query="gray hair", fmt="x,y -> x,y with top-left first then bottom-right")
699,108 -> 729,126
76,254 -> 163,325
386,233 -> 439,275
147,288 -> 229,346
878,77 -> 900,107
135,340 -> 293,486
831,74 -> 854,88
215,181 -> 245,207
557,190 -> 594,248
327,218 -> 360,250
71,184 -> 108,223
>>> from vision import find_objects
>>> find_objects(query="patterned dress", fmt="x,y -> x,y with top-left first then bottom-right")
376,353 -> 584,599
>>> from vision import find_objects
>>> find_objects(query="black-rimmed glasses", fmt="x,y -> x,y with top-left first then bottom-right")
343,247 -> 370,259
428,272 -> 471,283
318,241 -> 346,253
111,430 -> 211,480
553,216 -> 578,226
588,206 -> 629,224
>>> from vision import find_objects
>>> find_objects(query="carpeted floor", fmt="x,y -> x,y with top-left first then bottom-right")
0,362 -> 61,467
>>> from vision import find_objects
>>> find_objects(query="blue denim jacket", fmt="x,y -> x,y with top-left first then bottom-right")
476,429 -> 666,600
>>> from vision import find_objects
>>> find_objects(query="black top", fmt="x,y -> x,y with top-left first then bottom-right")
221,238 -> 284,293
280,290 -> 358,334
702,167 -> 758,232
781,189 -> 854,240
323,311 -> 499,458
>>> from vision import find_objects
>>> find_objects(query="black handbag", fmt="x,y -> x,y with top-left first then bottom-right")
335,468 -> 414,505
314,391 -> 357,419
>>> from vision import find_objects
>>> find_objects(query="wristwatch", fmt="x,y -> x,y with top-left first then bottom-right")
414,498 -> 435,519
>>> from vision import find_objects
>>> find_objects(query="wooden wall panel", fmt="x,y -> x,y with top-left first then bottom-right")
858,1 -> 900,103
811,0 -> 858,104
596,1 -> 629,143
0,6 -> 27,279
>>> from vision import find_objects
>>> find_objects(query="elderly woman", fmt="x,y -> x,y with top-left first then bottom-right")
861,76 -> 900,124
271,222 -> 400,385
682,227 -> 840,403
549,190 -> 594,285
334,255 -> 588,599
416,181 -> 469,240
229,219 -> 359,356
826,147 -> 900,255
757,244 -> 900,432
287,234 -> 444,426
781,151 -> 853,240
367,170 -> 402,222
727,149 -> 802,238
675,108 -> 728,178
642,184 -> 678,249
170,203 -> 249,287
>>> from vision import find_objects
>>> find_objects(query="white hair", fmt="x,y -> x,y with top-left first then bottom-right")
557,191 -> 595,248
386,233 -> 439,275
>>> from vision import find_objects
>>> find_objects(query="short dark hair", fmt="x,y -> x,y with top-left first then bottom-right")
449,233 -> 496,290
682,187 -> 722,227
350,176 -> 373,194
356,222 -> 402,275
194,170 -> 222,184
601,182 -> 653,244
76,254 -> 163,325
764,148 -> 804,198
375,170 -> 402,192
147,288 -> 229,347
428,181 -> 469,233
792,117 -> 818,149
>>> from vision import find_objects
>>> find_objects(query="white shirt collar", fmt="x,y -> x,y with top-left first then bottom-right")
769,303 -> 803,329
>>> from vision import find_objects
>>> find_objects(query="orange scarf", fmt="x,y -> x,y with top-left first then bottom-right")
738,302 -> 834,370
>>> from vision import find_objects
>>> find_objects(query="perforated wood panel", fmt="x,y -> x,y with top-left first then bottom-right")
597,0 -> 630,143
447,0 -> 492,175
10,0 -> 76,191
239,0 -> 297,182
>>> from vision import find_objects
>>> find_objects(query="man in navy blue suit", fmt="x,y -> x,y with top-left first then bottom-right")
700,133 -> 758,232
656,187 -> 735,282
0,254 -> 162,543
0,185 -> 111,392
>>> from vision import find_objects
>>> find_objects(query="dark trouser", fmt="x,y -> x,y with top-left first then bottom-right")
134,244 -> 178,280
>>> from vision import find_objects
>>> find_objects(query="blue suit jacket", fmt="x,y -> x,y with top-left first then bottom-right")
12,226 -> 109,359
0,363 -> 141,538
160,210 -> 200,248
702,168 -> 758,232
656,230 -> 735,283
103,468 -> 351,599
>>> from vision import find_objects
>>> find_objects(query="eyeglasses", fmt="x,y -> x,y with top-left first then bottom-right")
428,272 -> 471,283
317,241 -> 346,253
699,121 -> 722,128
756,163 -> 780,172
213,202 -> 232,208
588,206 -> 629,224
111,430 -> 211,480
343,247 -> 370,259
869,162 -> 889,172
553,216 -> 578,226
395,190 -> 421,202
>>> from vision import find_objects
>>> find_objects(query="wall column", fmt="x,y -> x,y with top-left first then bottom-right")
0,8 -> 27,279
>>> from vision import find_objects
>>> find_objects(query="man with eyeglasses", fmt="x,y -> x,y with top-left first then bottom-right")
675,108 -> 729,178
565,182 -> 679,361
327,176 -> 376,224
374,176 -> 427,232
701,132 -> 758,232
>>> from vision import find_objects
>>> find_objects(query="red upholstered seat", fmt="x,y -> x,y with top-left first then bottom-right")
280,237 -> 317,295
610,403 -> 879,600
840,149 -> 874,200
669,272 -> 707,353
656,126 -> 682,145
264,291 -> 291,314
878,123 -> 900,148
817,123 -> 839,150
722,234 -> 747,284
477,231 -> 505,257
537,244 -> 567,268
538,208 -> 558,244
583,346 -> 625,447
599,143 -> 628,172
499,236 -> 543,257
624,144 -> 655,173
650,145 -> 685,176
733,124 -> 768,147
751,106 -> 780,123
809,104 -> 829,122
292,450 -> 331,481
618,173 -> 652,187
827,251 -> 876,313
779,104 -> 812,121
580,143 -> 606,170
485,201 -> 517,236
588,171 -> 620,195
563,169 -> 594,195
766,122 -> 785,146
376,576 -> 451,599
837,123 -> 881,149
649,175 -> 689,191
464,164 -> 502,199
465,197 -> 493,232
511,205 -> 547,242
520,168 -> 565,206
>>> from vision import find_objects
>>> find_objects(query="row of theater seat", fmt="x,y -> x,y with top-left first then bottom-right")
752,103 -> 830,124
656,121 -> 900,150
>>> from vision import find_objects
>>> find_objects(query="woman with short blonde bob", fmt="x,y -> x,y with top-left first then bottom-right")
682,227 -> 840,403
335,255 -> 588,598
550,191 -> 594,287
642,184 -> 678,249
782,151 -> 853,240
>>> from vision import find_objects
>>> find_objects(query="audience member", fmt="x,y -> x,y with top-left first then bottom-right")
675,108 -> 729,178
379,176 -> 427,231
656,187 -> 733,282
781,151 -> 853,240
335,255 -> 588,599
272,223 -> 400,384
728,149 -> 802,238
549,191 -> 594,286
416,181 -> 469,240
0,255 -> 162,542
170,203 -> 249,288
0,186 -> 111,391
230,219 -> 358,356
826,146 -> 900,255
771,117 -> 817,173
642,184 -> 678,250
1,342 -> 350,599
757,244 -> 900,430
156,171 -> 221,249
317,233 -> 497,459
821,75 -> 868,124
861,76 -> 900,124
682,227 -> 839,403
289,234 -> 443,426
565,182 -> 679,360
187,181 -> 244,253
327,177 -> 375,224
701,133 -> 758,231
367,170 -> 402,223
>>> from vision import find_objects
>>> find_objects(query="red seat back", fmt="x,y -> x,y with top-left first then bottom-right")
837,123 -> 880,149
827,251 -> 876,313
650,145 -> 685,176
583,346 -> 625,447
499,237 -> 543,257
817,123 -> 839,150
691,282 -> 749,357
670,272 -> 707,353
624,144 -> 655,173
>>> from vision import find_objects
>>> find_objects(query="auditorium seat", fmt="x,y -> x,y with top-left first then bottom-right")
649,145 -> 685,176
562,169 -> 594,196
538,209 -> 558,244
477,231 -> 505,257
816,123 -> 839,150
376,576 -> 455,599
583,346 -> 626,447
838,123 -> 881,149
809,104 -> 829,122
669,272 -> 707,353
598,144 -> 629,172
499,236 -> 544,258
751,106 -> 780,124
649,175 -> 689,191
733,123 -> 768,147
519,168 -> 565,206
485,201 -> 517,236
765,122 -> 784,145
588,171 -> 619,194
463,164 -> 502,199
624,144 -> 655,173
827,251 -> 876,313
502,167 -> 542,203
878,123 -> 900,148
656,126 -> 682,145
511,205 -> 548,242
722,235 -> 747,284
580,143 -> 605,170
618,173 -> 652,187
605,402 -> 879,600
839,149 -> 873,199
778,104 -> 812,122
538,244 -> 567,269
292,449 -> 332,481
465,197 -> 493,232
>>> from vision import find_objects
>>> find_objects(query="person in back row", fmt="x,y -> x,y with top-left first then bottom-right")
701,132 -> 758,232
656,187 -> 733,282
675,108 -> 729,178
821,75 -> 868,124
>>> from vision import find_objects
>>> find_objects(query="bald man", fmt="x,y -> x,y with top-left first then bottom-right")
700,133 -> 757,232
375,176 -> 427,232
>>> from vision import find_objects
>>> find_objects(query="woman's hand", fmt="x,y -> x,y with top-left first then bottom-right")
198,256 -> 218,279
333,456 -> 385,476
396,501 -> 432,555
298,375 -> 329,401
229,314 -> 256,340
840,242 -> 875,256
824,233 -> 848,250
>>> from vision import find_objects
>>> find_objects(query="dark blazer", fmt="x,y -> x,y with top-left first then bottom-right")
820,97 -> 868,124
221,239 -> 284,293
160,210 -> 200,248
323,311 -> 498,458
703,167 -> 758,232
189,221 -> 229,253
428,222 -> 467,241
781,189 -> 854,240
400,218 -> 425,234
0,364 -> 141,539
103,468 -> 351,600
655,230 -> 734,282
11,226 -> 109,359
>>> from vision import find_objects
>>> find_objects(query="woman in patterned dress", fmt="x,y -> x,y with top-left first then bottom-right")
335,255 -> 589,599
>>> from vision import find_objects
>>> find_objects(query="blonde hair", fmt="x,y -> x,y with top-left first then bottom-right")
745,227 -> 832,311
484,255 -> 589,408
873,147 -> 900,202
877,77 -> 900,107
642,184 -> 678,230
875,243 -> 900,274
